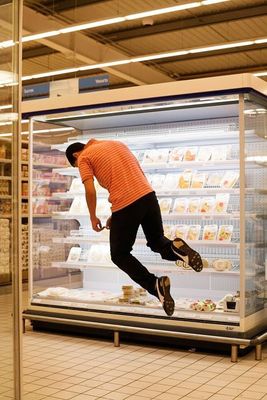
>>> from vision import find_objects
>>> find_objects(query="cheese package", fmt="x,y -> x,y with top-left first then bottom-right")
163,173 -> 180,190
188,198 -> 200,213
197,146 -> 213,162
163,224 -> 174,240
173,225 -> 189,240
159,198 -> 172,214
215,193 -> 230,213
203,225 -> 218,241
150,174 -> 166,190
178,170 -> 192,189
212,259 -> 232,271
206,172 -> 223,187
172,198 -> 188,214
187,225 -> 201,241
142,149 -> 169,164
211,145 -> 231,161
221,171 -> 239,188
168,147 -> 185,163
200,197 -> 215,213
217,225 -> 233,242
67,247 -> 82,263
183,147 -> 198,161
191,172 -> 206,189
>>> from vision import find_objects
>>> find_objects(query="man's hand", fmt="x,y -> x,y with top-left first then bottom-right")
90,216 -> 104,232
106,216 -> 112,230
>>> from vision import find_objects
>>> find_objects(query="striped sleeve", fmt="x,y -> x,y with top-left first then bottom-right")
78,156 -> 94,183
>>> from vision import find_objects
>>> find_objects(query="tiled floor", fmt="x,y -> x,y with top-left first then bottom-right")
0,291 -> 267,400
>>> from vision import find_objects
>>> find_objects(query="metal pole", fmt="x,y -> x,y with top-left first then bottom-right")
12,0 -> 23,398
231,344 -> 238,363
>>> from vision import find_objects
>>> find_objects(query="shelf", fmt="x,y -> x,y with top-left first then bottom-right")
33,178 -> 69,184
0,214 -> 28,218
0,176 -> 11,180
34,162 -> 69,169
0,195 -> 11,199
141,159 -> 241,171
51,261 -> 240,275
0,158 -> 11,164
32,214 -> 52,218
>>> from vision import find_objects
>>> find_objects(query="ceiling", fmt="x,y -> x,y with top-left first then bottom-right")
1,0 -> 267,92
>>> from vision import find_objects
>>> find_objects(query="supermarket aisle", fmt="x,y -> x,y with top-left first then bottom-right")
0,290 -> 267,400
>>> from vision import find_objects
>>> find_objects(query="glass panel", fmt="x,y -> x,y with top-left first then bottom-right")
30,93 -> 242,326
244,94 -> 267,317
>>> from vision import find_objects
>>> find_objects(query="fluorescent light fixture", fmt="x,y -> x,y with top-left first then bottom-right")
0,122 -> 12,127
254,38 -> 267,44
59,17 -> 126,34
22,37 -> 267,82
125,2 -> 201,20
0,113 -> 18,122
22,31 -> 60,42
0,1 -> 229,47
47,97 -> 236,121
0,105 -> 12,111
190,40 -> 254,53
254,71 -> 267,77
28,127 -> 75,134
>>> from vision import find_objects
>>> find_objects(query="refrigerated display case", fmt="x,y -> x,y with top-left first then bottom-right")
22,74 -> 267,361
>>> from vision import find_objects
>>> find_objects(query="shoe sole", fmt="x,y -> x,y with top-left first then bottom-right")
157,276 -> 175,317
172,239 -> 203,272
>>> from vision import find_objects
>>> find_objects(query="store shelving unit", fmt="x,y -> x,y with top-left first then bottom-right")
22,74 -> 267,361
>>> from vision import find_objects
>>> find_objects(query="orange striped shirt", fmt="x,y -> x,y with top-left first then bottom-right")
77,139 -> 153,212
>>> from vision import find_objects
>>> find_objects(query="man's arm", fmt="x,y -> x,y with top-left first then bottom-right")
83,178 -> 103,232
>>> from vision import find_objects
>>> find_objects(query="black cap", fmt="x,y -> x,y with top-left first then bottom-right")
65,142 -> 85,167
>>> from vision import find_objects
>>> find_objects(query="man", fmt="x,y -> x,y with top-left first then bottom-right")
65,139 -> 203,316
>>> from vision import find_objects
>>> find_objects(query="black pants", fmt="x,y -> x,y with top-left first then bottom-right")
110,192 -> 179,297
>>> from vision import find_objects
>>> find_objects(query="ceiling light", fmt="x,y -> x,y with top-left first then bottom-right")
0,122 -> 12,126
0,1 -> 229,48
0,105 -> 12,111
22,37 -> 267,82
254,71 -> 267,77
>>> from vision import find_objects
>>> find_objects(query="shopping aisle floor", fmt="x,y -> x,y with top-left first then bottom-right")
1,292 -> 267,400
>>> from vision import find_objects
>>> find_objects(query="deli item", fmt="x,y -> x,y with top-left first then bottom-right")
217,225 -> 233,242
200,197 -> 215,213
173,225 -> 189,240
221,171 -> 239,188
191,172 -> 206,189
187,225 -> 201,241
213,259 -> 232,271
163,174 -> 180,190
206,172 -> 223,187
178,170 -> 192,189
168,147 -> 185,163
203,225 -> 218,240
215,193 -> 230,213
188,198 -> 200,214
150,174 -> 166,190
67,247 -> 81,263
142,149 -> 169,164
202,258 -> 209,268
190,299 -> 216,312
184,147 -> 198,161
159,198 -> 172,214
163,224 -> 173,240
211,145 -> 231,161
197,146 -> 212,162
172,198 -> 188,214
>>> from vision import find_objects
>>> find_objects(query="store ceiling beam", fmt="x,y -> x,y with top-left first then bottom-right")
0,45 -> 56,64
0,6 -> 173,86
25,0 -> 110,14
105,4 -> 267,42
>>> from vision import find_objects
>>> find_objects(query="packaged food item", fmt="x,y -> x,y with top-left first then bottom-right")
172,198 -> 188,214
206,172 -> 223,187
202,258 -> 210,268
191,172 -> 206,189
200,197 -> 215,213
178,170 -> 192,189
215,193 -> 230,213
150,174 -> 166,190
159,198 -> 172,214
184,147 -> 198,161
197,146 -> 212,162
168,147 -> 184,163
211,145 -> 231,161
163,224 -> 174,240
188,198 -> 200,214
212,259 -> 232,271
203,225 -> 218,240
221,171 -> 239,188
217,225 -> 233,241
173,225 -> 189,240
67,247 -> 82,263
187,225 -> 201,241
190,299 -> 216,312
142,149 -> 169,164
163,174 -> 180,190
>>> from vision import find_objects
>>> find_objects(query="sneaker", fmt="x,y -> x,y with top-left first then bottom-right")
172,238 -> 203,272
156,276 -> 175,316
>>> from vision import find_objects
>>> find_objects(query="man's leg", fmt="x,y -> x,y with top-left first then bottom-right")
110,199 -> 158,297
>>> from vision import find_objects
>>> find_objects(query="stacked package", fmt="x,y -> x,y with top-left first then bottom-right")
21,224 -> 28,271
0,219 -> 10,275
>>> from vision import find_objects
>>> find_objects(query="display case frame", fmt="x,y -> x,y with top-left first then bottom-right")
22,74 -> 267,361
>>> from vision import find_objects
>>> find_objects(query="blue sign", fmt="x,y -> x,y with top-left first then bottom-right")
79,74 -> 109,93
22,82 -> 50,100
